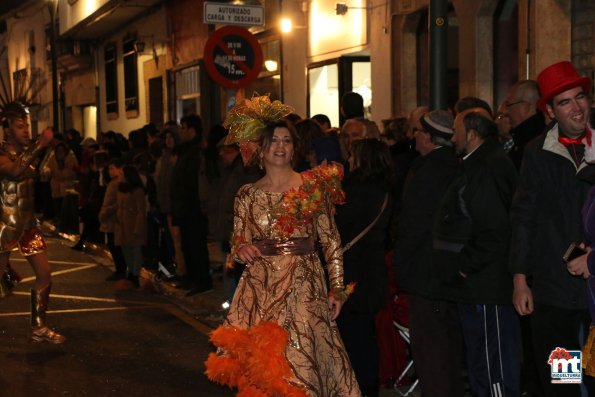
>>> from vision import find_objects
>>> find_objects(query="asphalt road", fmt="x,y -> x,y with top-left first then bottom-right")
0,237 -> 233,397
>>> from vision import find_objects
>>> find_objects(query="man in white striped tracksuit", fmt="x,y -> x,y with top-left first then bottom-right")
433,108 -> 521,397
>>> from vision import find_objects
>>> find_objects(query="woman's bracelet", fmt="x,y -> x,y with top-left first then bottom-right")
331,282 -> 357,302
331,287 -> 349,303
232,253 -> 246,264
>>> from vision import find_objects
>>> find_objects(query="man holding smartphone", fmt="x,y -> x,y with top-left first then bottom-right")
511,61 -> 594,396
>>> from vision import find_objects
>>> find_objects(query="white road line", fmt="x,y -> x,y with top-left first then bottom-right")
19,263 -> 97,282
11,258 -> 96,266
11,291 -> 160,306
0,305 -> 165,317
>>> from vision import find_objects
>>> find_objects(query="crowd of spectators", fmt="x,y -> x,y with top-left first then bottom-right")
31,59 -> 595,397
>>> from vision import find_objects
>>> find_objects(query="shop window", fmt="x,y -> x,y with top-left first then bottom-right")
351,61 -> 372,118
123,35 -> 139,117
174,65 -> 200,122
308,63 -> 339,127
104,43 -> 118,117
308,56 -> 370,128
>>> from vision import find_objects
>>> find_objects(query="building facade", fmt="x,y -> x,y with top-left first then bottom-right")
0,0 -> 592,137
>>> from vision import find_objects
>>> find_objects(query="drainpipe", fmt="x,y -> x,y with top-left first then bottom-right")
429,0 -> 448,110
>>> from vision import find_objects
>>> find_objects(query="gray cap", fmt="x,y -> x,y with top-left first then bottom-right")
420,110 -> 453,139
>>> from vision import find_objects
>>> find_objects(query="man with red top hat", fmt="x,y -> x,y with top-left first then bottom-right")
511,61 -> 593,396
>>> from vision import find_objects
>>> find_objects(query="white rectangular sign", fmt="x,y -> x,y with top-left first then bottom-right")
204,2 -> 265,27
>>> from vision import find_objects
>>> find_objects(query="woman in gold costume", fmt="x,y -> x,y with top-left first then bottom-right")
205,96 -> 360,397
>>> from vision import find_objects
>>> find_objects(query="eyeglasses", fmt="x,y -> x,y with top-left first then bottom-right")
505,100 -> 526,108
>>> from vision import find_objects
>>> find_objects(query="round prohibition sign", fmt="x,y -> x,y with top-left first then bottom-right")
203,26 -> 263,89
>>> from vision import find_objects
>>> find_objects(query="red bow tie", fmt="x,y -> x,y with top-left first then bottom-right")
559,130 -> 591,146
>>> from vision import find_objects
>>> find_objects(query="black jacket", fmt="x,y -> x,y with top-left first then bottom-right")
212,155 -> 262,241
170,136 -> 202,221
393,146 -> 457,297
508,112 -> 546,170
335,177 -> 390,314
510,125 -> 595,309
433,138 -> 518,304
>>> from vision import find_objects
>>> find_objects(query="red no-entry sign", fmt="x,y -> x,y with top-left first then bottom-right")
203,26 -> 263,89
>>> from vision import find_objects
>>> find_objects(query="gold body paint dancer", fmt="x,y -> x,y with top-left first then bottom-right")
0,101 -> 65,344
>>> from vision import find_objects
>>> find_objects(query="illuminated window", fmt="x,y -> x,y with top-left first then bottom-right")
174,65 -> 200,121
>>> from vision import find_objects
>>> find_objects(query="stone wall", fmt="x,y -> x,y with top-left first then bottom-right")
572,0 -> 594,85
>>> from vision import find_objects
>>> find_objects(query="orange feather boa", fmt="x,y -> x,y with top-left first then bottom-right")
204,322 -> 308,397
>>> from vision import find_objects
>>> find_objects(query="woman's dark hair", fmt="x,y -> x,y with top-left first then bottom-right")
284,113 -> 302,125
115,132 -> 130,153
106,158 -> 123,182
454,96 -> 493,117
93,150 -> 109,168
346,139 -> 394,188
260,120 -> 300,167
132,152 -> 149,174
54,141 -> 69,153
118,165 -> 145,193
294,119 -> 324,161
54,141 -> 69,168
108,158 -> 124,168
312,114 -> 331,129
103,142 -> 122,159
382,117 -> 409,142
128,129 -> 148,150
65,128 -> 81,143
180,114 -> 203,139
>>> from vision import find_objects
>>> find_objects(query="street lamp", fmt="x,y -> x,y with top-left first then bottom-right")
47,0 -> 59,132
280,17 -> 292,33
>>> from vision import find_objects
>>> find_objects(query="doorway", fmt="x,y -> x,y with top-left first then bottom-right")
307,56 -> 371,128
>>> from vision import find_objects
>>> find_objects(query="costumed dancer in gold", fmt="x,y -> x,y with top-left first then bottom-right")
0,101 -> 65,344
205,95 -> 360,397
0,261 -> 22,295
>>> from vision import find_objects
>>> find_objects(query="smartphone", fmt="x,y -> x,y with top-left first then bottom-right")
563,242 -> 588,263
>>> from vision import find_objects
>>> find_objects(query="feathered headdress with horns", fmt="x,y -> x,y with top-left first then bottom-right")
224,93 -> 294,164
0,46 -> 46,126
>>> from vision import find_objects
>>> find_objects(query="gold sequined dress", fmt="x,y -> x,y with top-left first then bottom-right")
214,166 -> 361,397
